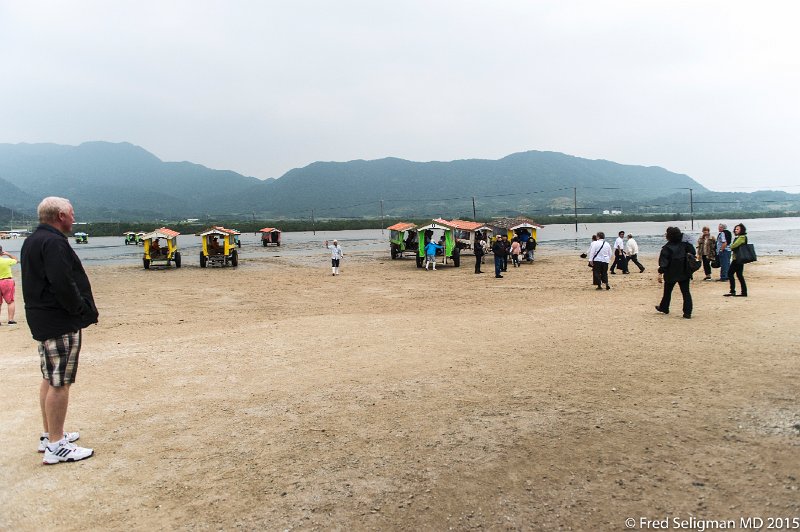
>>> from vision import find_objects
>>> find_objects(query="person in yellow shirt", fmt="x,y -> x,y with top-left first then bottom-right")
0,245 -> 19,324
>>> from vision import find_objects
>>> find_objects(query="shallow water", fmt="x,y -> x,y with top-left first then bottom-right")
1,217 -> 797,264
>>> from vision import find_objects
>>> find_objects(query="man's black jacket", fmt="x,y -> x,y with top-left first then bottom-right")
21,224 -> 99,341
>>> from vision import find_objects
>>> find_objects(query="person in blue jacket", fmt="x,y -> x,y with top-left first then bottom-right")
424,240 -> 443,270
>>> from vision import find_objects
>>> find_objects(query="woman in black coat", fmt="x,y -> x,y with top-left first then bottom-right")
655,226 -> 696,319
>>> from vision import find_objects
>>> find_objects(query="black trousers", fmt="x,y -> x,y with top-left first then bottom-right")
592,262 -> 609,286
627,254 -> 645,272
475,254 -> 483,273
660,279 -> 692,316
729,261 -> 747,295
494,255 -> 504,277
701,255 -> 712,276
610,253 -> 628,273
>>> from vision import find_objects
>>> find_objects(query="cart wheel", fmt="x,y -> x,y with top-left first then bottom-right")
276,241 -> 280,246
416,255 -> 423,268
200,253 -> 207,268
453,253 -> 460,267
143,258 -> 150,270
391,244 -> 398,259
231,249 -> 238,267
174,251 -> 181,268
262,240 -> 267,247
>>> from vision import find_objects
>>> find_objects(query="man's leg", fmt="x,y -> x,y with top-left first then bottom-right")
7,300 -> 14,322
494,255 -> 503,277
40,379 -> 50,432
44,383 -> 70,440
720,250 -> 730,280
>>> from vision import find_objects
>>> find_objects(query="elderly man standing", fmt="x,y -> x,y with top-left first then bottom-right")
21,197 -> 98,465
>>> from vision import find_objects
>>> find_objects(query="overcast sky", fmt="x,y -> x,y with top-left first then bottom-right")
1,1 -> 798,192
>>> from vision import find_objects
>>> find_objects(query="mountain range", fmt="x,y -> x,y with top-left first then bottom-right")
1,142 -> 796,222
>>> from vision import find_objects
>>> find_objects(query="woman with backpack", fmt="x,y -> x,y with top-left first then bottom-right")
655,226 -> 697,319
724,223 -> 748,297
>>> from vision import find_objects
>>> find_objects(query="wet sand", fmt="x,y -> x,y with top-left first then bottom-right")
1,248 -> 798,530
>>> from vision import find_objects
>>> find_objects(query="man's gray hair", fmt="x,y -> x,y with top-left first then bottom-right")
719,223 -> 727,229
37,197 -> 72,223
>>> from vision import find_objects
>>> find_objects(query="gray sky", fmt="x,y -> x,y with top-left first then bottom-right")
1,1 -> 798,192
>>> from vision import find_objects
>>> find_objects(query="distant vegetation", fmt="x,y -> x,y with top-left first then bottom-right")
2,141 -> 799,224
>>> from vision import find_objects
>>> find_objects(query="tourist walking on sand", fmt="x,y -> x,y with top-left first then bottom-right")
696,226 -> 717,281
474,233 -> 485,274
610,230 -> 629,274
724,223 -> 749,298
525,237 -> 535,262
716,223 -> 732,282
20,197 -> 99,464
324,239 -> 344,276
624,234 -> 645,273
424,239 -> 443,271
655,226 -> 696,319
510,238 -> 522,267
491,236 -> 506,278
588,232 -> 612,290
0,245 -> 19,325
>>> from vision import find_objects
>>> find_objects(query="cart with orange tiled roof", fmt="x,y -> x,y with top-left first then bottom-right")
439,219 -> 492,254
259,227 -> 281,247
387,222 -> 418,260
199,226 -> 239,268
141,227 -> 181,269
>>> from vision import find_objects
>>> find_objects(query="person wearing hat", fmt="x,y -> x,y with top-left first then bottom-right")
324,239 -> 344,275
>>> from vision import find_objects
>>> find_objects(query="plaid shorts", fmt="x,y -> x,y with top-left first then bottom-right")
39,331 -> 82,387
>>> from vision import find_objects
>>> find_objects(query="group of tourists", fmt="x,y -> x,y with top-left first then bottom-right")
695,223 -> 749,297
472,232 -> 536,278
586,223 -> 752,319
585,231 -> 645,290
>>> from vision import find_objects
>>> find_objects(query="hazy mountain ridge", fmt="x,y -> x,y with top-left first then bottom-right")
1,141 -> 796,221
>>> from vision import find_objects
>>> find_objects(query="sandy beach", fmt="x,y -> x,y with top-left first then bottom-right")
1,247 -> 798,530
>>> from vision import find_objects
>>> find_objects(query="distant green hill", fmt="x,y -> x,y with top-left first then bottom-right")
0,142 -> 261,219
1,142 -> 797,222
222,151 -> 708,219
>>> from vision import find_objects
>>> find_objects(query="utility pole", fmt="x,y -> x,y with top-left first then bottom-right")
380,200 -> 384,235
311,209 -> 316,235
573,187 -> 578,233
472,196 -> 477,221
689,188 -> 694,230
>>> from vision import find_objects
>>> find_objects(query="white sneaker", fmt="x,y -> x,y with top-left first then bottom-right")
38,431 -> 80,453
43,440 -> 94,465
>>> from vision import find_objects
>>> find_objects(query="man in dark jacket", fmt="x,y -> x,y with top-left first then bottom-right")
474,232 -> 484,274
21,197 -> 98,465
491,237 -> 505,278
655,226 -> 696,319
